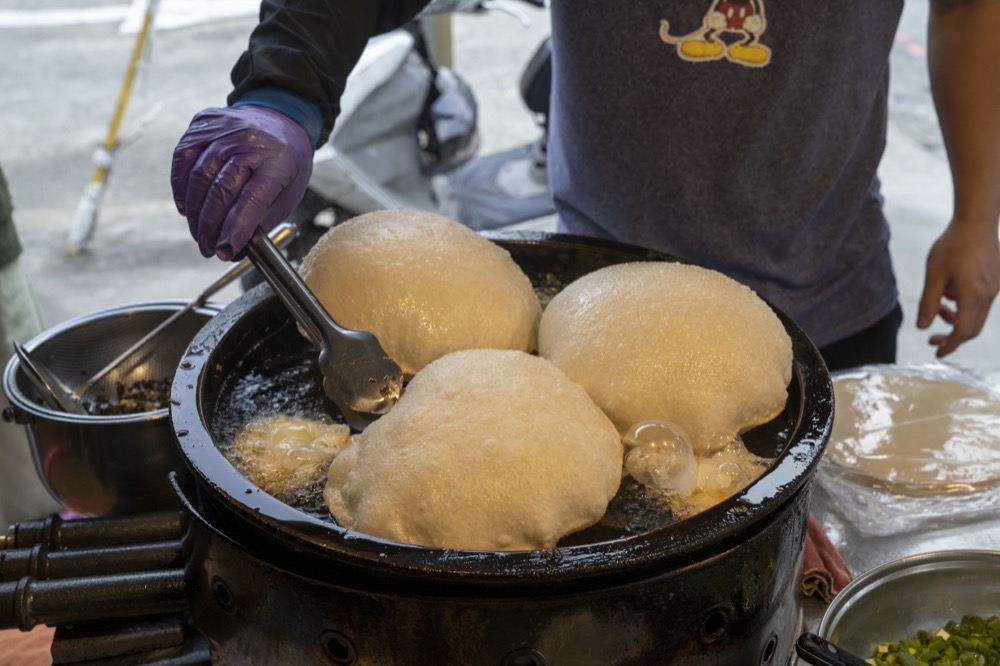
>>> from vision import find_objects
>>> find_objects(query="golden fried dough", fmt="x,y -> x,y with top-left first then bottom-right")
231,414 -> 351,500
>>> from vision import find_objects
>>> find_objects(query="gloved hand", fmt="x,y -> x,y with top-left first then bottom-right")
171,105 -> 313,260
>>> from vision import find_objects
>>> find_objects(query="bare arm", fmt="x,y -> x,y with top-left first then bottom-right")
917,0 -> 1000,357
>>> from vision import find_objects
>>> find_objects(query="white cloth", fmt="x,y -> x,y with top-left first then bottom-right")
0,258 -> 61,530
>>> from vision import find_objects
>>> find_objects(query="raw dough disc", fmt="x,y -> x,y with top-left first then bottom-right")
828,368 -> 1000,492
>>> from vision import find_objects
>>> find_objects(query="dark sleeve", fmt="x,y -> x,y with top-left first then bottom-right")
228,0 -> 431,146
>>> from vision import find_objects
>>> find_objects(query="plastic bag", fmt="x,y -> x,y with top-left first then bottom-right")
816,362 -> 1000,536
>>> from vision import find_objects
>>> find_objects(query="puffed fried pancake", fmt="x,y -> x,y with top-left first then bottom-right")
324,349 -> 623,551
299,209 -> 541,376
538,262 -> 792,452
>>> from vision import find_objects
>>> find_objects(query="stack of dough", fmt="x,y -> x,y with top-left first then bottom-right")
537,262 -> 793,451
299,209 -> 541,376
324,349 -> 623,551
829,367 -> 1000,491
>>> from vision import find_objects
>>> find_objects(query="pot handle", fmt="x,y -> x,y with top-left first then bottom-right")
6,511 -> 183,551
795,633 -> 871,666
0,569 -> 188,631
2,404 -> 34,425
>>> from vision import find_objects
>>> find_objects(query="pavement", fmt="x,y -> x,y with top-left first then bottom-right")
1,0 -> 997,377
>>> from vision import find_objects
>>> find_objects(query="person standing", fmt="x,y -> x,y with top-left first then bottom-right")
0,162 -> 62,529
170,0 -> 1000,371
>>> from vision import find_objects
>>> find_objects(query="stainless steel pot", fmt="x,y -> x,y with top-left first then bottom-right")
2,301 -> 218,517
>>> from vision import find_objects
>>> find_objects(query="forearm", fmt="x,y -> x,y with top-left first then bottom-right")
915,0 -> 1000,354
927,0 -> 1000,233
229,0 -> 432,146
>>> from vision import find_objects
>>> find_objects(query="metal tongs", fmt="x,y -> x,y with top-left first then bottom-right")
245,227 -> 403,431
11,224 -> 297,414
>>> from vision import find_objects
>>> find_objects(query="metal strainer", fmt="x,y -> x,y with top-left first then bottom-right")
15,302 -> 211,406
2,301 -> 218,516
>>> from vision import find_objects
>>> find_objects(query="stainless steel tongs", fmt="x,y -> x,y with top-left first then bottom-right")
245,227 -> 403,431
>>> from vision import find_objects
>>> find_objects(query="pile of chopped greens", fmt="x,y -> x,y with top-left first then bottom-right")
868,615 -> 1000,666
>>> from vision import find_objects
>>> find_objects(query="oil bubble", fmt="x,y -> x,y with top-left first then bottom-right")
697,459 -> 751,494
700,429 -> 746,457
623,421 -> 697,493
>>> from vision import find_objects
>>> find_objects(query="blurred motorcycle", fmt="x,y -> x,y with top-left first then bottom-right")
266,0 -> 553,275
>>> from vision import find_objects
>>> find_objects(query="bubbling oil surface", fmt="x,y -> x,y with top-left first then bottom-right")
209,344 -> 785,545
212,349 -> 339,517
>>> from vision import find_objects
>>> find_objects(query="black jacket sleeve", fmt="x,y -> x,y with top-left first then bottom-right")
228,0 -> 432,146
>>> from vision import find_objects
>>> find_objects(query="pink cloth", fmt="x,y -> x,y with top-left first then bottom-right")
801,513 -> 853,603
0,626 -> 54,666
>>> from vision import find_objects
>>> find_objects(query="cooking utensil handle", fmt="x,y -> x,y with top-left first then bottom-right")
199,221 -> 296,302
245,227 -> 333,347
0,569 -> 188,631
1,540 -> 182,583
4,511 -> 184,551
74,223 -> 297,398
74,306 -> 193,399
796,633 -> 872,666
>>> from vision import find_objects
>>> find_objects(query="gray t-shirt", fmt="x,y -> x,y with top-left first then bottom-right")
548,0 -> 902,347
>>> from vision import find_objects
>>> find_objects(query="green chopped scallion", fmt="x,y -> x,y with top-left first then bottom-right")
867,615 -> 1000,666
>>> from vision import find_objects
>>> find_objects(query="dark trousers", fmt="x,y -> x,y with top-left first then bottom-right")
817,302 -> 904,373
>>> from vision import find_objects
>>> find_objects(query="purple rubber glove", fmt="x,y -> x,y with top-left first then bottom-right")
171,106 -> 313,260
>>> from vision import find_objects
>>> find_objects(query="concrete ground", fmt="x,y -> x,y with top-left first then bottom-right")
0,0 -> 996,377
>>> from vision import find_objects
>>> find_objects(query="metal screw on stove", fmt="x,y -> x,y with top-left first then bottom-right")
320,630 -> 358,665
210,576 -> 236,614
760,634 -> 779,664
502,648 -> 549,666
701,604 -> 732,643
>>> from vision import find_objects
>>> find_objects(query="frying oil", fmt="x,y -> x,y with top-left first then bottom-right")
211,344 -> 775,545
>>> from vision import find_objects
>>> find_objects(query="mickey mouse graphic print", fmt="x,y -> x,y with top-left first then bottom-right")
660,0 -> 771,66
546,0 -> 906,348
